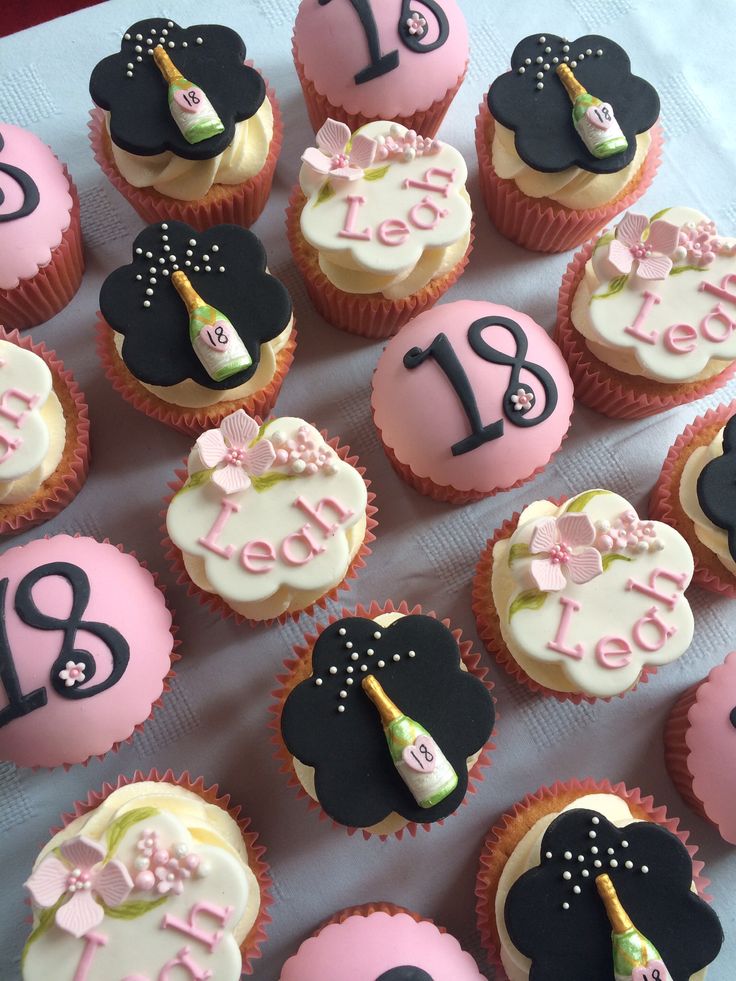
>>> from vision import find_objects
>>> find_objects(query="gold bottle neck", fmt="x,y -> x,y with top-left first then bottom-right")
362,675 -> 402,725
596,874 -> 634,934
557,63 -> 588,102
153,45 -> 183,86
171,270 -> 204,314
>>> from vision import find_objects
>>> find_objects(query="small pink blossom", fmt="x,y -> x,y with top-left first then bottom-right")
196,410 -> 276,495
510,388 -> 534,412
529,514 -> 603,592
406,12 -> 427,35
270,425 -> 338,476
374,125 -> 441,162
302,118 -> 377,182
24,836 -> 132,939
58,660 -> 85,687
133,836 -> 205,894
605,211 -> 680,280
671,219 -> 736,268
595,510 -> 663,554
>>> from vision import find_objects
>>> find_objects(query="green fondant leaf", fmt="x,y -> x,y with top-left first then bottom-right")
591,274 -> 628,300
251,472 -> 298,492
363,165 -> 390,181
313,182 -> 336,207
593,231 -> 615,252
565,490 -> 611,514
602,552 -> 633,571
174,467 -> 214,497
102,896 -> 168,920
509,589 -> 548,619
105,806 -> 160,860
250,420 -> 270,446
21,896 -> 65,965
669,264 -> 704,276
649,207 -> 672,222
508,543 -> 532,565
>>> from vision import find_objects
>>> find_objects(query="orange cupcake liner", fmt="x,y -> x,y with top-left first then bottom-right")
161,432 -> 378,627
475,777 -> 710,978
0,328 -> 90,536
664,681 -> 714,824
286,186 -> 473,339
53,769 -> 271,975
293,38 -> 466,138
475,100 -> 664,254
95,312 -> 297,437
0,166 -> 84,330
269,599 -> 496,841
554,240 -> 736,419
471,499 -> 657,704
650,400 -> 736,596
88,66 -> 283,231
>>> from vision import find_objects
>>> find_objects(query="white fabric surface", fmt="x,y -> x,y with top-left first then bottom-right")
1,0 -> 735,977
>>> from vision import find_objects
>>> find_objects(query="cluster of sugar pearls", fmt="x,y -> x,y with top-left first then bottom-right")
672,220 -> 736,268
122,21 -> 204,77
270,425 -> 338,476
374,124 -> 441,163
595,510 -> 663,554
132,828 -> 209,895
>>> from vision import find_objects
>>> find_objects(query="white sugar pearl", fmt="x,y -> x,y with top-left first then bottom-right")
189,239 -> 197,246
346,666 -> 353,674
582,870 -> 590,878
146,288 -> 153,296
596,49 -> 603,56
145,251 -> 152,258
564,852 -> 572,860
563,871 -> 572,880
373,631 -> 381,639
625,861 -> 633,869
621,841 -> 629,848
315,678 -> 323,686
134,856 -> 149,871
592,817 -> 600,824
173,843 -> 188,858
536,82 -> 544,90
143,300 -> 151,308
339,690 -> 347,698
586,49 -> 592,55
591,847 -> 598,854
594,860 -> 602,868
607,848 -> 615,855
562,902 -> 570,910
536,56 -> 543,63
610,860 -> 618,868
219,266 -> 226,273
553,57 -> 559,63
545,852 -> 553,859
163,244 -> 170,252
196,37 -> 203,44
202,254 -> 210,261
408,651 -> 415,658
135,274 -> 142,281
538,36 -> 546,42
345,640 -> 352,648
367,649 -> 374,656
377,660 -> 385,668
578,855 -> 584,862
573,886 -> 581,894
329,666 -> 337,675
124,33 -> 131,40
134,45 -> 142,53
544,46 -> 551,53
360,664 -> 367,672
543,64 -> 550,70
135,248 -> 142,254
570,60 -> 577,68
392,654 -> 400,661
182,41 -> 188,47
536,72 -> 544,79
135,33 -> 142,40
589,831 -> 596,839
346,678 -> 353,685
337,705 -> 345,713
641,866 -> 649,874
518,67 -> 525,74
562,44 -> 569,52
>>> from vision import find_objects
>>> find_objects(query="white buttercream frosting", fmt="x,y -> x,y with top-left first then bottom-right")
679,426 -> 736,576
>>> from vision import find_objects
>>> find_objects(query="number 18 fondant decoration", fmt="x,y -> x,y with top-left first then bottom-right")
0,536 -> 175,768
371,300 -> 574,501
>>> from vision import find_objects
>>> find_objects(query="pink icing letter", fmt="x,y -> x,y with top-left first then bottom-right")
158,946 -> 213,981
546,596 -> 584,661
280,524 -> 327,566
0,388 -> 39,428
0,431 -> 22,465
408,196 -> 449,230
632,606 -> 677,652
198,498 -> 240,559
624,290 -> 661,345
700,304 -> 736,343
403,167 -> 456,198
339,195 -> 371,241
162,901 -> 234,954
240,539 -> 276,574
664,322 -> 698,354
699,273 -> 736,307
595,636 -> 632,670
73,931 -> 108,981
377,218 -> 410,247
626,568 -> 688,611
294,496 -> 355,537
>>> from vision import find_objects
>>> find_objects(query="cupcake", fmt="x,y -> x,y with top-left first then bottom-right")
275,602 -> 495,838
0,331 -> 89,535
89,18 -> 281,230
475,778 -> 723,980
293,0 -> 468,137
665,652 -> 736,844
280,903 -> 485,979
651,400 -> 736,596
287,119 -> 473,338
0,123 -> 84,330
164,408 -> 376,623
371,300 -> 574,502
472,489 -> 695,702
21,771 -> 271,979
0,535 -> 175,769
98,221 -> 295,435
477,33 -> 662,253
556,207 -> 736,419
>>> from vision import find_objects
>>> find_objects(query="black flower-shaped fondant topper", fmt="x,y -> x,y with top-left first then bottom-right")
504,809 -> 723,981
697,413 -> 736,562
488,34 -> 659,174
280,615 -> 494,828
90,18 -> 265,160
99,222 -> 292,391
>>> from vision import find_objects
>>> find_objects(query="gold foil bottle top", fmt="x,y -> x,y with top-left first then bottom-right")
557,63 -> 588,102
171,270 -> 204,314
153,44 -> 182,86
596,874 -> 634,934
362,675 -> 402,725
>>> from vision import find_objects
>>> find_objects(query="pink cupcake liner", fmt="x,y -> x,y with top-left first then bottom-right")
161,432 -> 378,627
293,37 -> 466,138
88,66 -> 283,231
269,599 -> 497,841
475,100 -> 664,254
0,328 -> 90,536
286,185 -> 473,338
471,499 -> 657,704
650,400 -> 736,596
664,681 -> 714,823
0,167 -> 84,330
52,769 -> 271,974
475,777 -> 710,979
555,241 -> 736,419
95,312 -> 297,437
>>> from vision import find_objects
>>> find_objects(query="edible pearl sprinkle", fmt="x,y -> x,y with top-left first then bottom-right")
346,678 -> 353,685
592,817 -> 600,824
607,848 -> 615,855
338,705 -> 345,713
518,67 -> 525,74
538,35 -> 546,42
373,631 -> 382,639
408,651 -> 416,658
377,660 -> 385,668
625,861 -> 634,869
642,866 -> 649,874
329,666 -> 337,675
589,831 -> 596,839
392,654 -> 400,662
315,678 -> 323,686
563,852 -> 572,860
582,870 -> 590,877
339,691 -> 347,698
346,666 -> 353,674
594,860 -> 602,868
536,83 -> 544,90
536,56 -> 543,63
563,871 -> 572,880
573,886 -> 581,894
344,640 -> 352,648
351,652 -> 359,661
361,664 -> 368,672
545,852 -> 553,859
536,72 -> 544,79
367,649 -> 374,656
621,841 -> 629,848
591,847 -> 598,854
610,860 -> 618,868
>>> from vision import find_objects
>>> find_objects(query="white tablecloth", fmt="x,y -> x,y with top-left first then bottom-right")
1,0 -> 735,977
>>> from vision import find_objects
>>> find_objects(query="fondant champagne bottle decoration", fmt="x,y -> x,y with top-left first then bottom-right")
171,270 -> 252,381
362,674 -> 457,809
556,63 -> 628,160
596,874 -> 672,981
153,45 -> 224,145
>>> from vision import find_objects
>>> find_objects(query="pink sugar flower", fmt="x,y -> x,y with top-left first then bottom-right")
529,514 -> 603,592
196,410 -> 276,495
406,12 -> 427,35
510,388 -> 534,412
302,118 -> 377,181
605,212 -> 681,280
58,660 -> 85,687
25,836 -> 132,938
